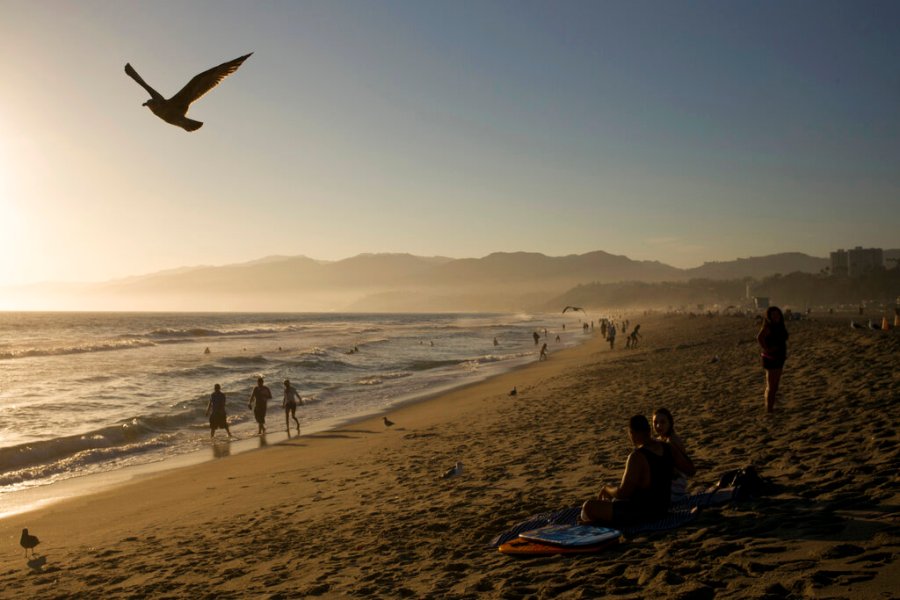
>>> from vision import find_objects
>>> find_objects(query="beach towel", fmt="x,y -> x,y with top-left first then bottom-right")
490,486 -> 735,548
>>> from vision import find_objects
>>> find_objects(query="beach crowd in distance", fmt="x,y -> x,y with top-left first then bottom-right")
0,310 -> 897,598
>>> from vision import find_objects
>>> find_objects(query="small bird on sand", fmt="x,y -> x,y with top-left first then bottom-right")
442,462 -> 463,479
868,320 -> 881,330
508,387 -> 517,397
383,416 -> 394,427
20,528 -> 39,558
124,53 -> 252,131
850,320 -> 864,329
710,355 -> 720,363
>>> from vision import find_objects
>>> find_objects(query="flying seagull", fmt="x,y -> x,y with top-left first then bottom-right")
20,528 -> 40,558
124,53 -> 252,131
563,306 -> 586,314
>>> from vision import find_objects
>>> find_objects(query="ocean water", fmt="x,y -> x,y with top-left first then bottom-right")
0,312 -> 584,499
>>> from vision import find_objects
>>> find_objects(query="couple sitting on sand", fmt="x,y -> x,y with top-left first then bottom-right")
580,409 -> 695,527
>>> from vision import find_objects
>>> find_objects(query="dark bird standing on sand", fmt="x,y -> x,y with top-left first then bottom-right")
20,528 -> 40,558
508,387 -> 517,397
383,416 -> 394,427
124,53 -> 252,131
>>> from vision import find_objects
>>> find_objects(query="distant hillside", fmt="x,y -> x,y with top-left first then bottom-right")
421,251 -> 682,288
5,249 -> 896,312
684,252 -> 829,279
78,250 -> 684,311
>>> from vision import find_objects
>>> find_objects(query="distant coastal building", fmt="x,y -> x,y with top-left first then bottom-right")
829,249 -> 849,277
830,246 -> 883,277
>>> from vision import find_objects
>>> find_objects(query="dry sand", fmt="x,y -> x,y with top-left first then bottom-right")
1,314 -> 898,599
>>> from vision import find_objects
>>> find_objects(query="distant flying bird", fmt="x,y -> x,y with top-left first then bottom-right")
383,416 -> 394,427
508,387 -> 517,397
124,53 -> 252,131
563,306 -> 586,314
20,528 -> 40,558
441,461 -> 463,479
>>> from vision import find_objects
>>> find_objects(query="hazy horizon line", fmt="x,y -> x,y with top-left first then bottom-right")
5,246 -> 893,289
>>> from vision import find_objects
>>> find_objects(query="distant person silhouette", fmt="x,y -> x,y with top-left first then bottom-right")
757,306 -> 788,413
206,383 -> 232,438
282,379 -> 302,433
629,324 -> 642,349
248,377 -> 272,434
539,343 -> 548,360
533,331 -> 541,345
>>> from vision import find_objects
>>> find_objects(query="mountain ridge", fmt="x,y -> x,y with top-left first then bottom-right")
4,249 -> 896,312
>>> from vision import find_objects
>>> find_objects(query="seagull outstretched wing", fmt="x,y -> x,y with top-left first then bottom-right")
169,53 -> 253,112
124,63 -> 164,101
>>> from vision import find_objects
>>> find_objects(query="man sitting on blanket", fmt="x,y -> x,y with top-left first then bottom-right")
580,414 -> 696,527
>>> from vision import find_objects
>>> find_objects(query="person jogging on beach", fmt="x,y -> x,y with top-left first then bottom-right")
282,379 -> 303,433
248,377 -> 272,434
206,383 -> 232,438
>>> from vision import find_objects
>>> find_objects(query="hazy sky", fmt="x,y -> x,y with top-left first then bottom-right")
2,1 -> 898,285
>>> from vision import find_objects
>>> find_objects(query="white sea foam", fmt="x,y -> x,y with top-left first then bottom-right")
0,311 -> 580,496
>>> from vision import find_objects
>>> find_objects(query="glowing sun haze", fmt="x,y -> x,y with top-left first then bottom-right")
1,1 -> 898,288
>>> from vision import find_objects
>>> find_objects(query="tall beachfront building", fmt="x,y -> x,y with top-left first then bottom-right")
830,247 -> 884,277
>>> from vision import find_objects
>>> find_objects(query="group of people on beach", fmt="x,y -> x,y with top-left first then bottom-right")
580,305 -> 789,527
205,376 -> 304,438
580,408 -> 695,528
598,318 -> 642,350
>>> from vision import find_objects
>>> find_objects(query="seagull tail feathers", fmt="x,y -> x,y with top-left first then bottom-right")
180,118 -> 203,132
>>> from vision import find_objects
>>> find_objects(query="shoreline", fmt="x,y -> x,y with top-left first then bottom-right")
0,327 -> 589,520
2,313 -> 896,599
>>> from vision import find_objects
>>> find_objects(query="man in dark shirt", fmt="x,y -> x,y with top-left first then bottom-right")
206,383 -> 232,438
580,414 -> 695,527
248,377 -> 272,435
